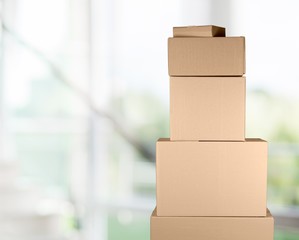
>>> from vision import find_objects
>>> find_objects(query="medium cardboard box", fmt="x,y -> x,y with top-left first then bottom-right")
170,77 -> 245,141
168,37 -> 245,76
173,25 -> 225,37
156,138 -> 268,216
151,208 -> 274,240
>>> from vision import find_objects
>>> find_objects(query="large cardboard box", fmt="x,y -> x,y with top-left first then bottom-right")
170,77 -> 245,141
156,138 -> 268,216
151,208 -> 274,240
173,25 -> 225,37
168,37 -> 245,76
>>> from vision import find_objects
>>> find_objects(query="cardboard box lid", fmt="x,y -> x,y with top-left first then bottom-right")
173,25 -> 226,37
151,207 -> 274,240
151,207 -> 273,218
158,138 -> 266,143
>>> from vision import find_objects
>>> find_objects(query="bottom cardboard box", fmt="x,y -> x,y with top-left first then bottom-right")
151,208 -> 274,240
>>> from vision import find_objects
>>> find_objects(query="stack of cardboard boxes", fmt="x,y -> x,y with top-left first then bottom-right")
150,26 -> 274,240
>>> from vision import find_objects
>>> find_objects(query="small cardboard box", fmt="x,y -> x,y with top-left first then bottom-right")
173,25 -> 226,37
170,77 -> 245,141
151,208 -> 274,240
156,138 -> 268,216
168,37 -> 245,76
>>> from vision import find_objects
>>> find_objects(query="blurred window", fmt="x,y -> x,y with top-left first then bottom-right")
1,0 -> 299,240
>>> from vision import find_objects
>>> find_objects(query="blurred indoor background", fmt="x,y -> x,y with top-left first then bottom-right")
0,0 -> 299,239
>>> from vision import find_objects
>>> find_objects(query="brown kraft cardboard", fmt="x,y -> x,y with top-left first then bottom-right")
168,37 -> 245,76
156,138 -> 268,216
170,76 -> 245,141
151,208 -> 274,240
173,25 -> 226,37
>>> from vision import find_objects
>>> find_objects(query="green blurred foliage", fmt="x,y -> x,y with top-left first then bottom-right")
108,214 -> 149,240
111,91 -> 169,141
247,89 -> 299,142
275,229 -> 299,240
